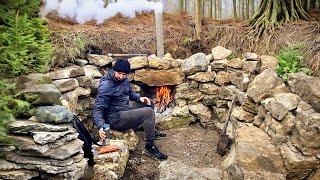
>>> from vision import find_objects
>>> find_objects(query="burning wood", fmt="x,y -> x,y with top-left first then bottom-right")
155,86 -> 174,113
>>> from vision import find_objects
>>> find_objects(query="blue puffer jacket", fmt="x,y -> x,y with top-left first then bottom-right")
92,70 -> 140,129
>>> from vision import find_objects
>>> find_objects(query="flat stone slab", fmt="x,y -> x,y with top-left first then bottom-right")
8,120 -> 69,134
133,68 -> 184,86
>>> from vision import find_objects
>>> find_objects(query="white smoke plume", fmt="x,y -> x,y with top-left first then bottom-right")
41,0 -> 163,24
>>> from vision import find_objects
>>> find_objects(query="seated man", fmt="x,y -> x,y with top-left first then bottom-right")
92,59 -> 167,161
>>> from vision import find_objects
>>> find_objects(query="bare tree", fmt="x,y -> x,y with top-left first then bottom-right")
233,0 -> 238,19
245,0 -> 250,19
250,0 -> 255,15
214,0 -> 217,19
195,0 -> 202,40
210,0 -> 213,19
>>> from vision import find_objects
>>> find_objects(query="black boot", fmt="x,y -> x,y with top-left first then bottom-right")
145,143 -> 168,161
154,130 -> 166,140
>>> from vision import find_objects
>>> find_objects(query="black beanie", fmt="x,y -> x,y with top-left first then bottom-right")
113,59 -> 131,74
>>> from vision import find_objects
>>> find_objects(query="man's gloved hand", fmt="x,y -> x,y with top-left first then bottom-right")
99,128 -> 106,140
140,97 -> 151,105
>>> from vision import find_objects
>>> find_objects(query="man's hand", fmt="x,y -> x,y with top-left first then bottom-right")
99,128 -> 106,140
140,97 -> 151,105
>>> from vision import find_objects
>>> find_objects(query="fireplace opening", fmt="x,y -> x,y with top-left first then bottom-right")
134,84 -> 175,114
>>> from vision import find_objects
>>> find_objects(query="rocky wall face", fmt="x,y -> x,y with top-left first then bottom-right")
5,46 -> 319,179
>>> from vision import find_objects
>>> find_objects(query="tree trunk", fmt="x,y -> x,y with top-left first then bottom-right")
249,0 -> 310,35
214,0 -> 217,19
245,0 -> 250,19
310,0 -> 317,8
250,0 -> 255,15
195,0 -> 201,40
217,0 -> 222,19
233,0 -> 238,19
241,0 -> 245,19
210,0 -> 213,19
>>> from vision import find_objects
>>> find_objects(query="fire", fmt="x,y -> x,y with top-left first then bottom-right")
155,86 -> 174,113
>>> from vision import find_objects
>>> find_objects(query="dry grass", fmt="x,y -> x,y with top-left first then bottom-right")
48,12 -> 320,74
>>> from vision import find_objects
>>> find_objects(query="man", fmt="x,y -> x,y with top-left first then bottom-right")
93,59 -> 167,161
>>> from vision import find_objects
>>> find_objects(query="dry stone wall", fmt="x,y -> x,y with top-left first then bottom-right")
1,45 -> 320,179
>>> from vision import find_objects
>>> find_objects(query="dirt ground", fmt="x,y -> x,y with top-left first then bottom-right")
121,123 -> 223,179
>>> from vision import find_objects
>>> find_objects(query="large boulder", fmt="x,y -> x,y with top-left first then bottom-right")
148,55 -> 171,70
222,126 -> 285,179
291,111 -> 320,156
32,105 -> 73,124
93,140 -> 129,180
133,68 -> 184,86
187,71 -> 216,82
280,143 -> 319,179
128,56 -> 148,70
83,65 -> 102,78
87,54 -> 115,66
17,84 -> 62,105
158,160 -> 223,180
48,66 -> 85,80
288,72 -> 320,111
189,103 -> 213,127
14,73 -> 52,89
211,46 -> 232,60
52,78 -> 79,93
181,53 -> 209,75
258,55 -> 278,73
247,69 -> 288,103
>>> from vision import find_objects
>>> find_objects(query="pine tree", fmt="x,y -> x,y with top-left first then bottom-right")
0,0 -> 53,144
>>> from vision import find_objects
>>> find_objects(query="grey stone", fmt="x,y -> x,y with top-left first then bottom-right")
181,53 -> 209,75
247,69 -> 287,103
231,106 -> 255,123
187,71 -> 216,82
212,107 -> 228,122
14,73 -> 52,89
230,72 -> 251,91
205,54 -> 213,62
189,103 -> 213,127
243,52 -> 260,61
18,84 -> 62,105
43,139 -> 84,160
8,120 -> 68,134
52,78 -> 79,93
260,113 -> 287,143
128,56 -> 148,70
62,87 -> 91,112
210,59 -> 228,70
211,46 -> 232,60
0,159 -> 21,170
76,76 -> 94,87
175,98 -> 187,107
172,106 -> 190,117
83,65 -> 102,78
93,140 -> 128,180
291,111 -> 320,156
159,160 -> 223,180
203,95 -> 219,106
227,58 -> 243,69
274,93 -> 301,111
133,68 -> 184,86
156,112 -> 196,130
88,54 -> 115,66
288,72 -> 320,111
214,71 -> 231,85
48,66 -> 85,80
32,130 -> 74,145
110,130 -> 139,151
242,60 -> 259,73
281,112 -> 295,135
148,55 -> 171,70
33,105 -> 73,124
175,83 -> 204,103
258,55 -> 278,72
199,83 -> 219,95
262,98 -> 289,121
74,58 -> 88,67
0,170 -> 39,180
222,126 -> 285,179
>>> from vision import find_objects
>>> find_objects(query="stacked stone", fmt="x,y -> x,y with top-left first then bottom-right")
0,73 -> 87,180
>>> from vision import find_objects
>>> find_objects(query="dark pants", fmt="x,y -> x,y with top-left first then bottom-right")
110,103 -> 155,146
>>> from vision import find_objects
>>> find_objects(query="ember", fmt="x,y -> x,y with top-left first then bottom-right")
155,86 -> 174,113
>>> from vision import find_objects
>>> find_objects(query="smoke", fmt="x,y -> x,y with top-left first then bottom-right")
41,0 -> 163,24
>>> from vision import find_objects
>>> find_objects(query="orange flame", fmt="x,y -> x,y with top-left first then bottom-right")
155,86 -> 174,111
